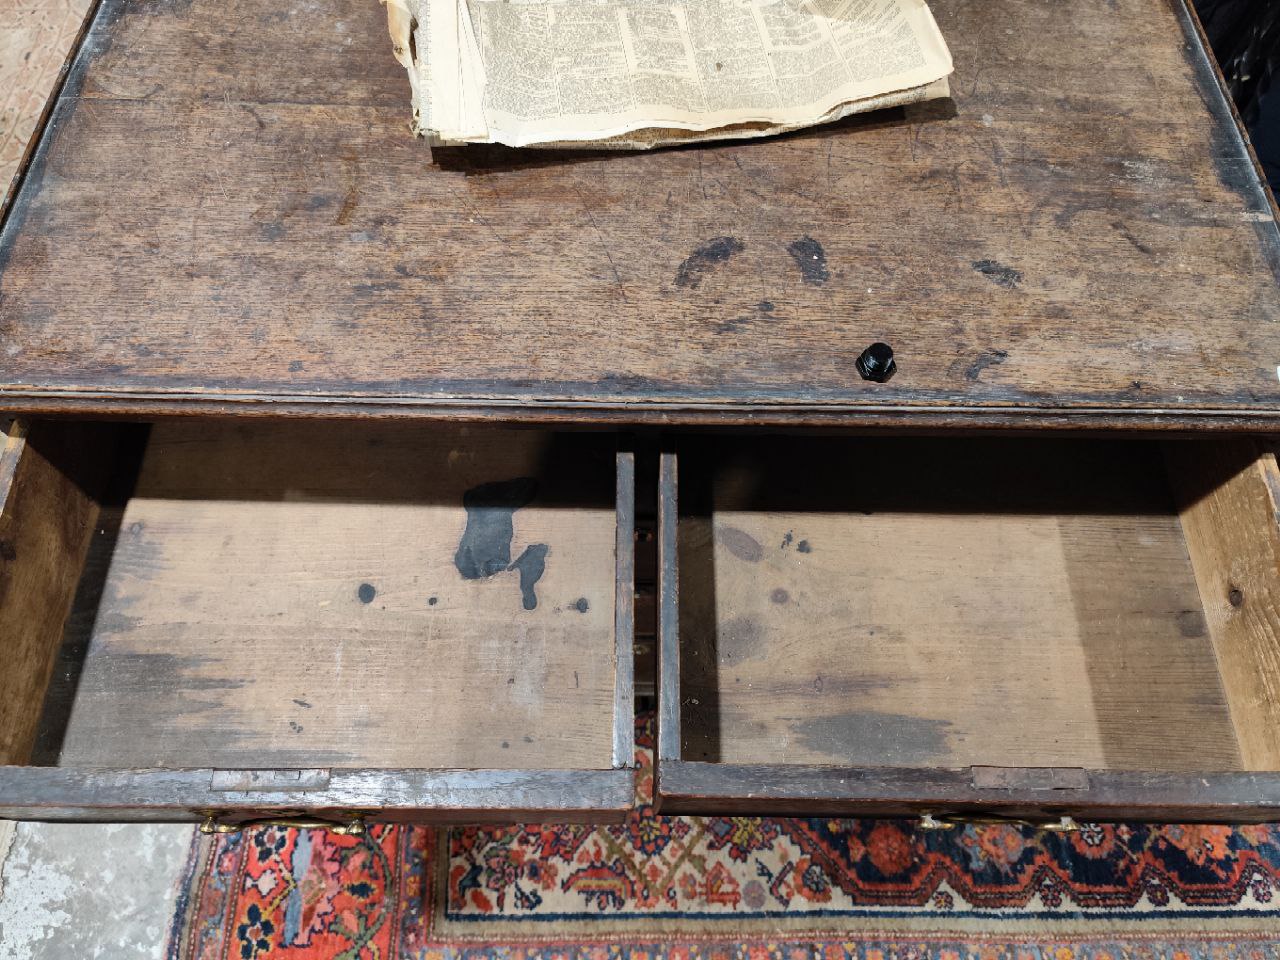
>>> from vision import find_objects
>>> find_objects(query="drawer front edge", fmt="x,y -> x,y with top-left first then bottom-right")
657,760 -> 1280,824
0,766 -> 634,825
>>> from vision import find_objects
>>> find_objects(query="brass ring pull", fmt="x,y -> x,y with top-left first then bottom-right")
918,812 -> 1080,833
199,815 -> 366,836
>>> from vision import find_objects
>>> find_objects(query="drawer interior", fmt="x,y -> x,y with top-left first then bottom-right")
0,419 -> 633,818
664,436 -> 1280,781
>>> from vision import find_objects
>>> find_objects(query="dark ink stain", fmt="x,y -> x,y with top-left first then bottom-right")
523,735 -> 534,743
289,721 -> 304,734
428,596 -> 438,606
719,616 -> 764,662
965,348 -> 1009,381
794,711 -> 951,765
758,300 -> 775,312
675,236 -> 745,288
259,222 -> 286,241
1176,609 -> 1207,638
573,597 -> 590,613
454,477 -> 539,579
574,670 -> 579,687
796,540 -> 812,554
718,526 -> 764,563
770,588 -> 790,604
509,543 -> 550,611
501,741 -> 510,749
292,698 -> 312,709
972,259 -> 1023,289
1229,586 -> 1245,607
357,582 -> 376,604
288,360 -> 304,373
787,236 -> 830,285
780,530 -> 794,549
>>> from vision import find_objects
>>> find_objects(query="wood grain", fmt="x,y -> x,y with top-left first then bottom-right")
0,766 -> 635,823
1166,440 -> 1280,770
657,451 -> 680,762
58,422 -> 622,771
673,437 -> 1243,773
612,450 -> 636,768
658,760 -> 1280,823
0,420 -> 111,763
0,0 -> 1278,426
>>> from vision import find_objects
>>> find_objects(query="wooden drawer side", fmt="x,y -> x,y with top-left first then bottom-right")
1166,440 -> 1280,771
0,420 -> 115,765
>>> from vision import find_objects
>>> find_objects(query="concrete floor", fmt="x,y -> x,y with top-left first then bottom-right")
0,821 -> 195,959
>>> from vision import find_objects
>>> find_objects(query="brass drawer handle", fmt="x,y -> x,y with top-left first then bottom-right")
199,814 -> 366,836
918,812 -> 1080,833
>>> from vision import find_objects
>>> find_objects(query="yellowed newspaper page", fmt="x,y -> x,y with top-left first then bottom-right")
469,0 -> 952,147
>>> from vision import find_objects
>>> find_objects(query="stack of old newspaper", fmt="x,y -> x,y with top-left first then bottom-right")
381,0 -> 953,149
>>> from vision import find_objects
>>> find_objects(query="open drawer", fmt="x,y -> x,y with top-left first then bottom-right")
0,419 -> 635,826
656,436 -> 1280,824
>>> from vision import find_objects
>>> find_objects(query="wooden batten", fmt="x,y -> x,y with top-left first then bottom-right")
1165,440 -> 1280,771
656,451 -> 680,764
612,449 -> 637,769
0,421 -> 109,764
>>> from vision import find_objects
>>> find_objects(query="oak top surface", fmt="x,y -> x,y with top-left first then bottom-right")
0,0 -> 1278,427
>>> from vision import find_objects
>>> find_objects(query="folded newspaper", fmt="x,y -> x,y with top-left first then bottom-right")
381,0 -> 954,149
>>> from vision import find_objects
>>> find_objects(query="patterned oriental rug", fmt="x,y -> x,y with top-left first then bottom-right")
167,718 -> 1280,959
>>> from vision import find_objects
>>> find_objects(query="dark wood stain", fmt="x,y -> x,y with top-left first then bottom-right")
716,526 -> 763,563
674,237 -> 745,289
972,259 -> 1023,289
792,710 -> 952,766
964,349 -> 1009,381
1176,608 -> 1208,638
717,615 -> 764,662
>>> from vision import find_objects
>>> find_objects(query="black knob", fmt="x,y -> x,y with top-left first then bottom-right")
856,342 -> 896,383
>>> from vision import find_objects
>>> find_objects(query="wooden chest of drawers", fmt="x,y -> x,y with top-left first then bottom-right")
2,0 -> 1280,829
